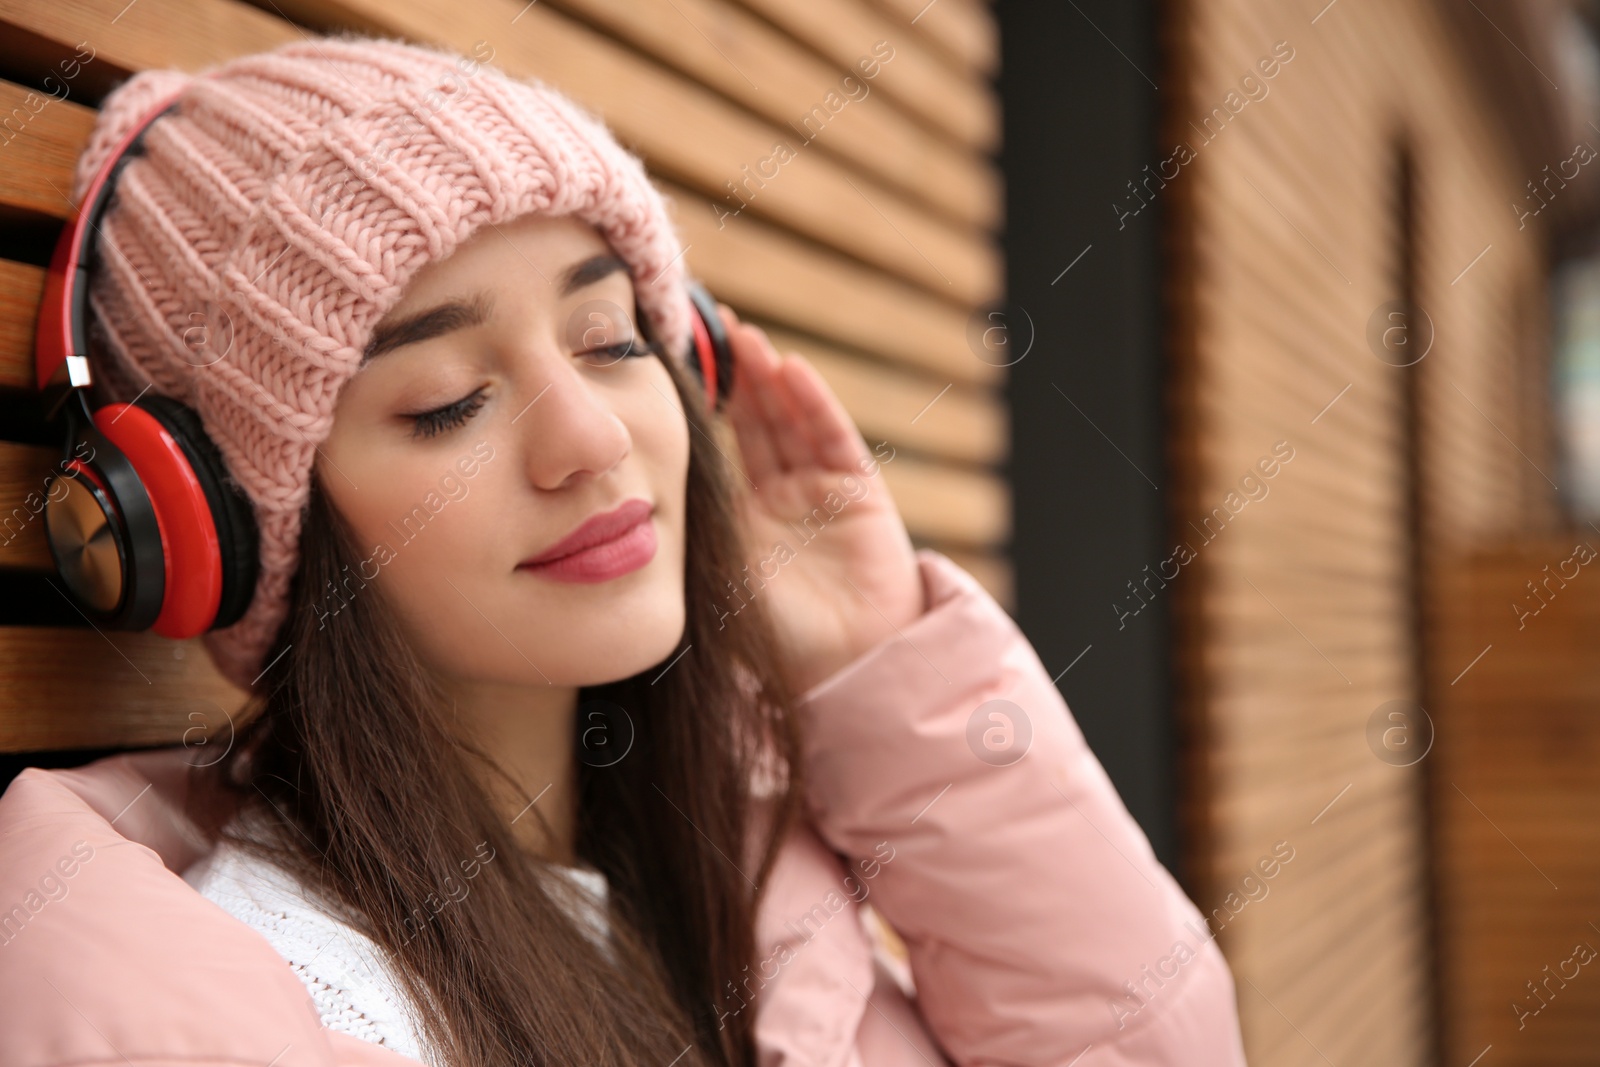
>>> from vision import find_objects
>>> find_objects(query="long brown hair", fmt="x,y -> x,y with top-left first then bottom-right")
188,333 -> 808,1067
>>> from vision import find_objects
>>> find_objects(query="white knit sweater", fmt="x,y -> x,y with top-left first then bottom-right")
182,836 -> 610,1065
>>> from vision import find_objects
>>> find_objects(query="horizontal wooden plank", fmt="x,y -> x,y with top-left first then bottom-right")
758,321 -> 1006,467
0,257 -> 46,391
877,448 -> 1006,548
726,0 -> 998,153
535,0 -> 999,231
668,177 -> 998,386
0,442 -> 59,569
0,625 -> 249,751
866,0 -> 998,77
0,77 -> 95,220
0,0 -> 298,80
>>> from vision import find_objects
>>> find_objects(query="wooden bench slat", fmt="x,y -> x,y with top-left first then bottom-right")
0,625 -> 249,752
0,442 -> 60,570
0,258 -> 47,391
0,78 -> 96,219
0,1 -> 300,84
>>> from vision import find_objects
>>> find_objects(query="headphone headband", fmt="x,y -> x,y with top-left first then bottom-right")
35,89 -> 187,418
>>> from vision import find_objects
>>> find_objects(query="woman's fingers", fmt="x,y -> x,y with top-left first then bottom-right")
715,304 -> 862,482
727,372 -> 785,487
722,312 -> 811,474
719,308 -> 784,483
780,353 -> 870,473
744,329 -> 819,473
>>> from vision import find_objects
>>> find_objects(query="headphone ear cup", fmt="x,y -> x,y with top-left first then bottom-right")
685,281 -> 734,413
135,394 -> 259,630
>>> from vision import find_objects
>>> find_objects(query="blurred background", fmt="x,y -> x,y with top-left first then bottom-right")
2,0 -> 1599,1063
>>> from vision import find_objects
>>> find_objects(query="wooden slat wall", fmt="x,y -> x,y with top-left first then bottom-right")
1432,540 -> 1600,1064
1167,0 -> 1555,1063
0,0 -> 1007,750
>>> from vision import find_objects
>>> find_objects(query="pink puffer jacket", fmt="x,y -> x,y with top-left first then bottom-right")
0,548 -> 1247,1067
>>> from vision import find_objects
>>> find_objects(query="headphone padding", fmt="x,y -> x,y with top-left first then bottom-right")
136,394 -> 260,631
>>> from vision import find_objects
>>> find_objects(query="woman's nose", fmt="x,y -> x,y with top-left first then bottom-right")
513,355 -> 633,491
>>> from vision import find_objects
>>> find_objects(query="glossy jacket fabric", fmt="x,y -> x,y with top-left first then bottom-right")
0,548 -> 1248,1067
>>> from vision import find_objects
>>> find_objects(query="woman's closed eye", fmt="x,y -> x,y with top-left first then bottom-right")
578,336 -> 662,368
408,387 -> 490,440
404,338 -> 662,440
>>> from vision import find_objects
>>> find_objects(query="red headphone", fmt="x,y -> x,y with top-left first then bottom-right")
34,88 -> 735,641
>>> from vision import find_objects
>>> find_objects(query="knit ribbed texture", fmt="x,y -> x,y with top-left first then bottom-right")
184,841 -> 437,1064
184,832 -> 614,1065
69,34 -> 695,691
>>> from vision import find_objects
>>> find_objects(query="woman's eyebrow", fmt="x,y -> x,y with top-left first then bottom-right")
558,252 -> 629,296
361,253 -> 631,363
363,290 -> 495,363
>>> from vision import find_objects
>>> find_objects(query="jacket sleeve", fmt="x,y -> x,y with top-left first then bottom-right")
0,762 -> 432,1067
792,548 -> 1248,1067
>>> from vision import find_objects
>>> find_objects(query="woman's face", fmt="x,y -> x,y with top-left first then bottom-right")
314,214 -> 690,692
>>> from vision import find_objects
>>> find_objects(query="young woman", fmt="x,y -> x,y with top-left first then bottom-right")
0,34 -> 1247,1067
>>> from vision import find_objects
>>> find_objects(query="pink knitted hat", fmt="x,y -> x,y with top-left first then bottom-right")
69,33 -> 696,693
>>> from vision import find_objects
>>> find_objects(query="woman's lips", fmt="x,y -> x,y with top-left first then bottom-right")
520,498 -> 653,565
516,514 -> 656,583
